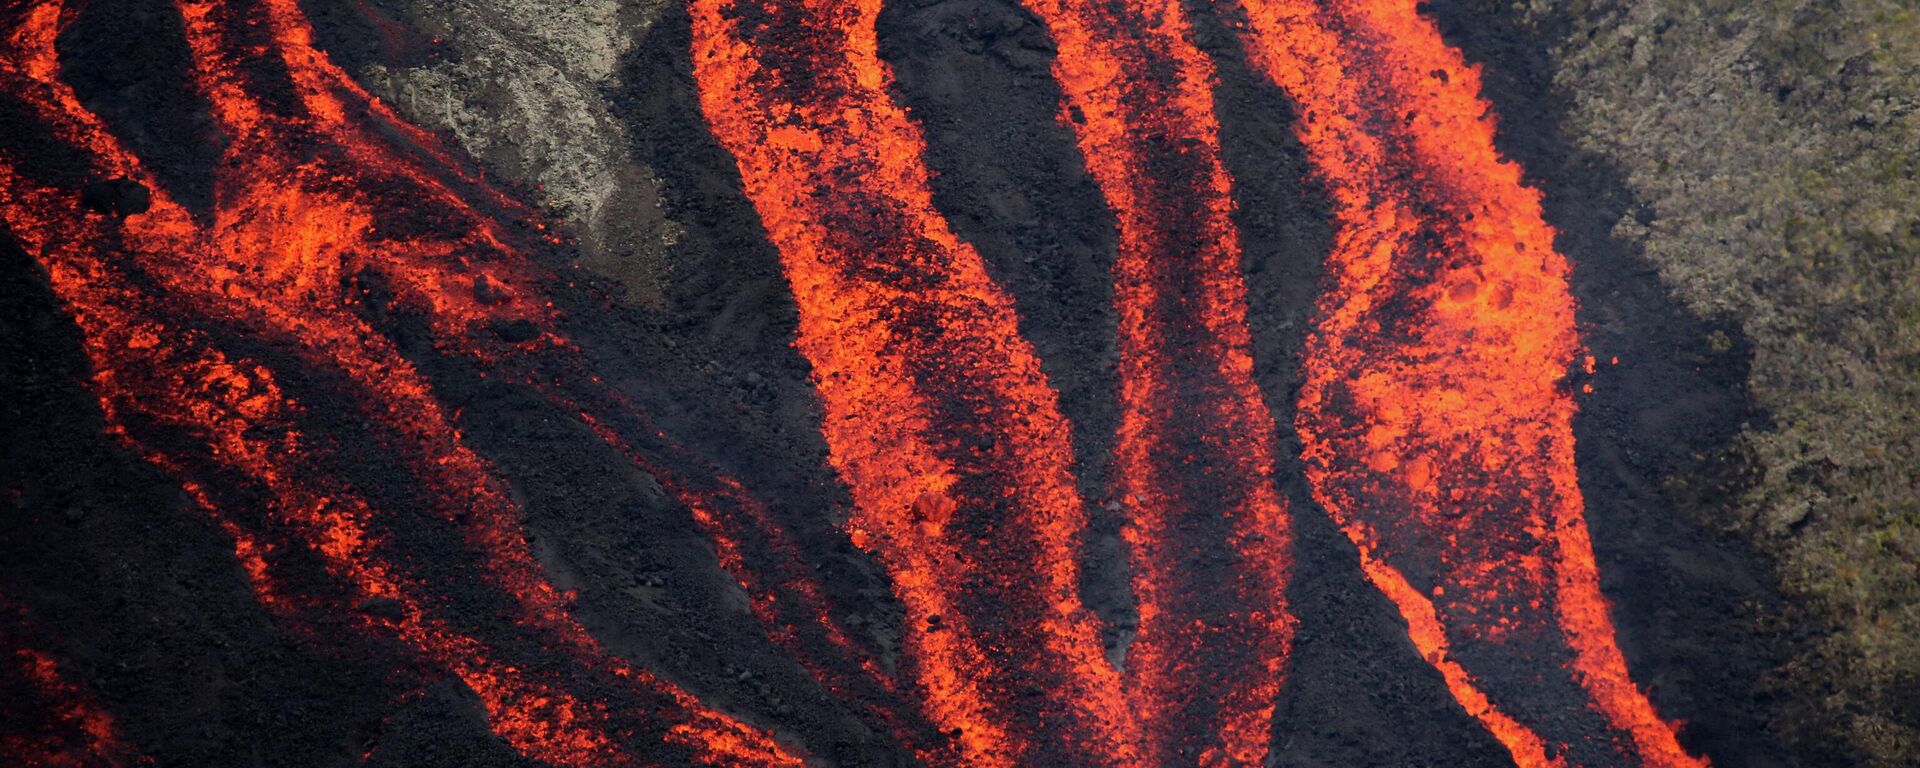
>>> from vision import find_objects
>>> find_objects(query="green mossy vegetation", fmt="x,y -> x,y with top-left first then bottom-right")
1529,0 -> 1919,762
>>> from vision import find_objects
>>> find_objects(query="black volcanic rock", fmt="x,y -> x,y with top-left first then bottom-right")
79,178 -> 150,217
491,318 -> 540,343
357,597 -> 406,623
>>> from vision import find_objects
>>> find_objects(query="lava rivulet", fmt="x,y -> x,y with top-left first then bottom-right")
0,2 -> 799,765
690,1 -> 1143,764
568,403 -> 935,754
1229,0 -> 1707,765
1,599 -> 135,768
1016,1 -> 1296,764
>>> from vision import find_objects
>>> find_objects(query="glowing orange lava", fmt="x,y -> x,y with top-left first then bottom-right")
0,2 -> 799,765
1229,0 -> 1707,765
4,0 -> 1727,762
1015,1 -> 1296,764
690,1 -> 1143,764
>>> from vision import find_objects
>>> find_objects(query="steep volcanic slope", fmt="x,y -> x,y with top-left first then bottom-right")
324,0 -> 682,303
1,0 -> 1812,765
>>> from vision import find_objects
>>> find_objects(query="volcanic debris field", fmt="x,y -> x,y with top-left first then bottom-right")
2,0 -> 1908,766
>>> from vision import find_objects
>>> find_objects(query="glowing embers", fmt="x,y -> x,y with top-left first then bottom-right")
1015,0 -> 1295,764
0,600 -> 136,768
690,1 -> 1140,764
0,2 -> 797,765
1229,0 -> 1707,765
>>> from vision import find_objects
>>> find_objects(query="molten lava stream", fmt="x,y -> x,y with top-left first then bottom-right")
691,1 -> 1142,764
1228,0 -> 1706,765
1014,1 -> 1297,764
1,3 -> 800,766
1,598 -> 136,767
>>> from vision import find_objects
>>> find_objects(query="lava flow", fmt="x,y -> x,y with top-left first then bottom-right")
6,0 -> 1729,762
690,1 -> 1142,764
1017,0 -> 1295,764
0,1 -> 799,765
1229,0 -> 1707,765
